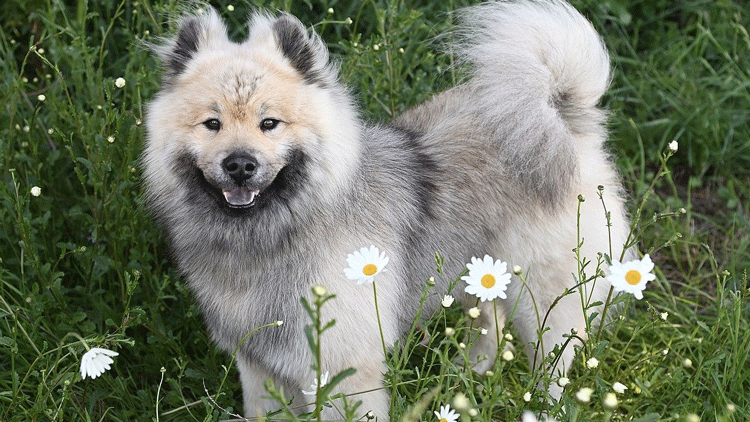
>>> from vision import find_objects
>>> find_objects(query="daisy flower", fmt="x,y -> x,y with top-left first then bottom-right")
434,404 -> 459,422
80,347 -> 119,379
441,295 -> 454,308
462,255 -> 511,301
344,245 -> 388,284
302,371 -> 329,395
606,254 -> 656,300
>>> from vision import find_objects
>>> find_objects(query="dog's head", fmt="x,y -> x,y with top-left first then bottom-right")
144,8 -> 360,218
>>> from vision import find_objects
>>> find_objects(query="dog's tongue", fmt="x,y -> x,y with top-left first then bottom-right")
222,187 -> 259,207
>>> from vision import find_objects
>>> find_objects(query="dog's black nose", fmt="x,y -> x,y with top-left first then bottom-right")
222,153 -> 258,185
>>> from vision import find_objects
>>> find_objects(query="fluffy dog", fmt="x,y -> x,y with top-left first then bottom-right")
144,0 -> 629,419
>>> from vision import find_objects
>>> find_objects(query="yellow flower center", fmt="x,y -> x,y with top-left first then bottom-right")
625,269 -> 641,285
481,274 -> 496,288
363,263 -> 378,276
440,419 -> 448,422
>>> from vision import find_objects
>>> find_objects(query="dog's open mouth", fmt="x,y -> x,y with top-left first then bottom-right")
222,187 -> 260,208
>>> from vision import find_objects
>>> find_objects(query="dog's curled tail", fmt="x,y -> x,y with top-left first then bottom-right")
454,0 -> 610,131
452,0 -> 610,200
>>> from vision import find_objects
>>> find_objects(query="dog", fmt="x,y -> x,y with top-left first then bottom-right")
143,0 -> 629,419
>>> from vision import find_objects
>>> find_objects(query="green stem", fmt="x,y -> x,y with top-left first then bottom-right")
372,281 -> 388,358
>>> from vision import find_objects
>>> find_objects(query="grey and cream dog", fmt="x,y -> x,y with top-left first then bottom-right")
143,0 -> 629,419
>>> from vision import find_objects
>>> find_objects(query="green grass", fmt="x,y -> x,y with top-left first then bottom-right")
1,0 -> 749,420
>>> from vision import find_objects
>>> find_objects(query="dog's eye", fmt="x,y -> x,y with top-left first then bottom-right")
260,118 -> 280,131
203,119 -> 221,131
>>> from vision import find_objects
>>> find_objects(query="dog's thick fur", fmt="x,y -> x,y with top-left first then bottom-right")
144,0 -> 630,419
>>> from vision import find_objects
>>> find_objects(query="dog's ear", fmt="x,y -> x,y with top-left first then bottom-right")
246,12 -> 336,85
152,8 -> 229,84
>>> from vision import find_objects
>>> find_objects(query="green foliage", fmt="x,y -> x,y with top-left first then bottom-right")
1,0 -> 748,421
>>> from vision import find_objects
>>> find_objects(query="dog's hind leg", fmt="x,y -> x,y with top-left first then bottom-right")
237,357 -> 306,418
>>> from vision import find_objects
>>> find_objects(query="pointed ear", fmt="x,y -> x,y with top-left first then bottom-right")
152,8 -> 229,84
247,12 -> 335,85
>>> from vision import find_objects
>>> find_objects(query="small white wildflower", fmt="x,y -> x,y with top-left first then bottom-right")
327,8 -> 334,14
513,265 -> 522,275
504,333 -> 513,341
25,297 -> 31,303
344,245 -> 389,284
345,17 -> 352,25
451,393 -> 470,411
312,285 -> 327,297
727,403 -> 736,413
685,413 -> 699,422
38,48 -> 45,54
586,357 -> 599,369
558,377 -> 570,387
606,254 -> 656,300
603,392 -> 618,409
301,371 -> 329,395
467,307 -> 480,319
462,255 -> 512,301
37,94 -> 46,102
441,295 -> 454,308
523,391 -> 532,402
444,327 -> 455,336
458,342 -> 466,349
434,404 -> 459,422
480,328 -> 488,336
373,44 -> 380,51
80,347 -> 119,379
23,125 -> 30,132
484,370 -> 494,377
227,5 -> 234,12
135,118 -> 142,126
683,358 -> 693,368
47,128 -> 53,135
668,140 -> 679,152
30,186 -> 41,197
612,382 -> 628,394
571,327 -> 578,335
660,312 -> 669,321
399,47 -> 405,53
575,387 -> 594,403
468,408 -> 478,417
502,350 -> 514,361
662,349 -> 669,356
107,136 -> 115,143
276,320 -> 283,326
115,77 -> 126,88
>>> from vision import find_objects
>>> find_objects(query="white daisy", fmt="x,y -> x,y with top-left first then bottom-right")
434,404 -> 459,422
80,347 -> 119,379
344,245 -> 388,285
606,254 -> 656,300
586,357 -> 599,369
461,255 -> 511,301
302,371 -> 329,395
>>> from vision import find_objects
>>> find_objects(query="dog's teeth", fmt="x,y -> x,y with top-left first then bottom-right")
222,188 -> 259,207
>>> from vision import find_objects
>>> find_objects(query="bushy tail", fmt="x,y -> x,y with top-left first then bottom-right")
452,0 -> 611,199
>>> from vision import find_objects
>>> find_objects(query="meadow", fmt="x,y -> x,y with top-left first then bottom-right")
1,0 -> 749,420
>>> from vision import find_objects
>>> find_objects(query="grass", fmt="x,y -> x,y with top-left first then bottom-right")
1,0 -> 749,420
